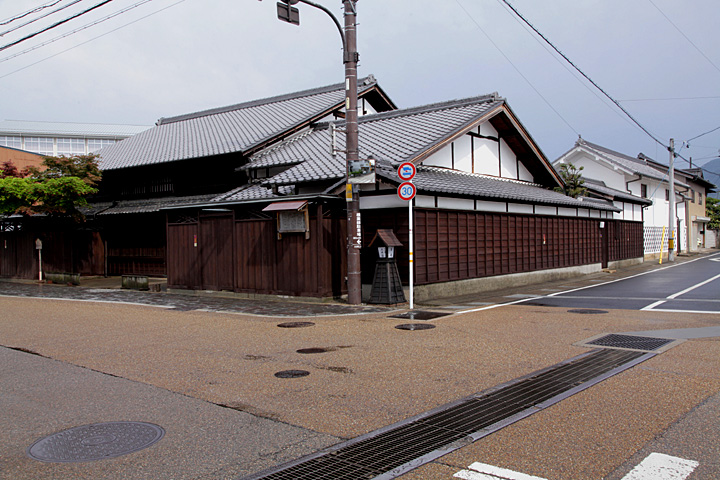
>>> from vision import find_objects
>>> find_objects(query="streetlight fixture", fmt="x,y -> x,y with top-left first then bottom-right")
274,0 -> 362,304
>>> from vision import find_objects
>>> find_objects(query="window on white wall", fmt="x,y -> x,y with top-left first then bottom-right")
0,136 -> 22,149
24,137 -> 54,155
57,138 -> 86,155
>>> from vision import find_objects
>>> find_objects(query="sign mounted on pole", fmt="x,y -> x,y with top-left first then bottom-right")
397,182 -> 416,201
398,162 -> 416,182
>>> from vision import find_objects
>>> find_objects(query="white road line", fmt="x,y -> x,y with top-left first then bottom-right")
620,453 -> 698,480
453,462 -> 548,480
641,300 -> 667,311
667,273 -> 720,299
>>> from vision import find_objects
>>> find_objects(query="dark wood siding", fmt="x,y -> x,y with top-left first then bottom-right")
364,208 -> 642,286
167,204 -> 347,297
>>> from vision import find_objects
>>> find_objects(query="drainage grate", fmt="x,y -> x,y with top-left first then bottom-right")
568,309 -> 609,315
394,323 -> 436,331
297,348 -> 331,354
390,311 -> 450,321
586,334 -> 674,352
27,422 -> 164,463
243,348 -> 647,480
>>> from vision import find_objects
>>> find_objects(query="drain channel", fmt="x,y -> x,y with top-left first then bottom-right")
243,348 -> 649,480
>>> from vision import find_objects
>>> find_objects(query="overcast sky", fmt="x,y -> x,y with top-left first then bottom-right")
1,0 -> 719,169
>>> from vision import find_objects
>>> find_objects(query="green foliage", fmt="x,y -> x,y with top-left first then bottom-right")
0,154 -> 101,219
554,162 -> 587,198
707,197 -> 720,230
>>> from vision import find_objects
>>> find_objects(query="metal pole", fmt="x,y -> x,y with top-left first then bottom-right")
344,0 -> 362,305
408,196 -> 414,310
668,138 -> 676,262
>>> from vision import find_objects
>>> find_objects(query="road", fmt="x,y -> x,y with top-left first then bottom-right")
0,252 -> 718,480
513,251 -> 720,314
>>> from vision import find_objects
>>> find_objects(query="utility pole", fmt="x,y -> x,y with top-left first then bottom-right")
343,0 -> 362,305
668,138 -> 676,262
274,0 -> 362,304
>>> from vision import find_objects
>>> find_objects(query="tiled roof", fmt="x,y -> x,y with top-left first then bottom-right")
584,178 -> 652,205
258,94 -> 505,187
86,194 -> 218,215
0,120 -> 149,138
574,140 -> 672,181
376,164 -> 620,211
98,77 -> 382,171
211,184 -> 293,203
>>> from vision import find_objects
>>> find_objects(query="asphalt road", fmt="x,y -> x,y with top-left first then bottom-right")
514,252 -> 720,313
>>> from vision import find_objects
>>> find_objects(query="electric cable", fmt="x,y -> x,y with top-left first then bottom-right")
453,0 -> 580,136
0,0 -> 116,53
0,0 -> 186,80
0,0 -> 156,64
0,0 -> 65,26
1,0 -> 85,38
646,0 -> 720,75
497,0 -> 668,150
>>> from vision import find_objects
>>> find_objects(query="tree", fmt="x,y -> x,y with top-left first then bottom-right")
707,197 -> 720,230
0,154 -> 101,219
555,162 -> 587,198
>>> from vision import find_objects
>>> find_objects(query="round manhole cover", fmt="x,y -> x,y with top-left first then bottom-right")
297,347 -> 331,354
568,309 -> 609,315
275,370 -> 310,378
277,322 -> 315,328
27,422 -> 164,463
395,323 -> 436,331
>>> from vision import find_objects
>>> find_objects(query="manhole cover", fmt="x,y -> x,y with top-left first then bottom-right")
395,323 -> 436,331
27,422 -> 164,463
297,347 -> 331,354
277,322 -> 315,328
390,311 -> 450,320
587,334 -> 674,352
275,370 -> 310,378
568,309 -> 609,315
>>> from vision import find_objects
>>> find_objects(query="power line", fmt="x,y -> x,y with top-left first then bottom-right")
0,0 -> 85,38
497,0 -> 668,150
0,0 -> 116,53
0,0 -> 156,64
453,0 -> 580,136
646,0 -> 720,75
0,0 -> 186,80
687,125 -> 720,144
618,95 -> 720,102
0,0 -> 65,26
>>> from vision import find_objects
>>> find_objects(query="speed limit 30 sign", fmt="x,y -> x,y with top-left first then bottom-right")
397,182 -> 416,201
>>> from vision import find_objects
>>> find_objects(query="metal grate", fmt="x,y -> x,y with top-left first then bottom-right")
587,334 -> 674,352
243,349 -> 646,480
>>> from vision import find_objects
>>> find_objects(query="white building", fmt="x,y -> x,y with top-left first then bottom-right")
555,138 -> 690,258
0,120 -> 149,157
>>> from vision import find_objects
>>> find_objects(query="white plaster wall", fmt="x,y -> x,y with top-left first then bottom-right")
415,195 -> 436,208
475,200 -> 507,213
423,143 -> 452,168
558,207 -> 577,217
535,205 -> 557,216
518,162 -> 533,182
454,134 -> 472,172
507,203 -> 534,214
559,152 -> 626,191
360,194 -> 407,209
500,138 -> 518,179
437,197 -> 474,210
474,140 -> 498,176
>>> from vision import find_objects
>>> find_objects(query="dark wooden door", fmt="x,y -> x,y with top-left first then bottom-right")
200,215 -> 234,291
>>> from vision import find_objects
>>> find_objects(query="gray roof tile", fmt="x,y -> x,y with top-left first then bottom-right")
98,77 -> 381,170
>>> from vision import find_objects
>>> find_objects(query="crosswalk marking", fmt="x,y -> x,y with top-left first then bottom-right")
453,462 -> 548,480
620,453 -> 699,480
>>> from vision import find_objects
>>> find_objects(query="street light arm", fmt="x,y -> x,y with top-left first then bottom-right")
296,0 -> 346,52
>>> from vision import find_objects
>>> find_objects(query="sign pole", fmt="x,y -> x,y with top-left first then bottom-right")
409,196 -> 414,310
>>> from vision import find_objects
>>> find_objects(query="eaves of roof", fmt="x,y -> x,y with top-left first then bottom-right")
376,165 -> 620,212
584,178 -> 652,206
